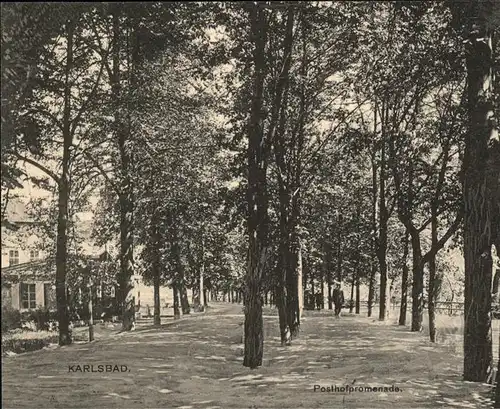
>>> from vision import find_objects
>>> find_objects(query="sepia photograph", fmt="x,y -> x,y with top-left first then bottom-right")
1,1 -> 499,408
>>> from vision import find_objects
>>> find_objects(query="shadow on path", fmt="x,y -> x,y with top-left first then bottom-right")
1,302 -> 495,409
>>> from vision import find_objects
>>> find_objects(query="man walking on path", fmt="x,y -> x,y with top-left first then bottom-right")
315,292 -> 322,311
332,282 -> 344,317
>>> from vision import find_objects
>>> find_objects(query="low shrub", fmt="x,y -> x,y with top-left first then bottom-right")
1,306 -> 22,332
28,307 -> 58,331
2,337 -> 57,355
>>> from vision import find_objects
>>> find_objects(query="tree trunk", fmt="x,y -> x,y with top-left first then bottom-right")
324,243 -> 333,310
319,271 -> 325,310
410,236 -> 424,332
199,261 -> 204,310
496,334 -> 500,407
88,285 -> 94,342
461,0 -> 496,381
55,20 -> 74,346
368,261 -> 376,318
428,204 -> 438,342
276,282 -> 289,345
310,275 -> 315,302
276,214 -> 290,344
378,101 -> 389,321
151,213 -> 161,326
297,239 -> 303,320
272,5 -> 296,346
378,241 -> 388,321
287,11 -> 306,333
286,228 -> 300,337
368,105 -> 378,319
244,2 -> 268,369
170,220 -> 189,315
191,235 -> 203,312
203,288 -> 208,307
355,272 -> 360,314
181,286 -> 190,315
399,230 -> 410,325
111,8 -> 135,332
153,271 -> 160,326
327,281 -> 333,310
173,284 -> 181,319
349,275 -> 355,314
492,267 -> 500,305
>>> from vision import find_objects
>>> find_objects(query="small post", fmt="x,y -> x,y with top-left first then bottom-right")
88,278 -> 94,342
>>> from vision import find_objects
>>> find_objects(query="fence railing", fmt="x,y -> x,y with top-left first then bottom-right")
341,300 -> 466,316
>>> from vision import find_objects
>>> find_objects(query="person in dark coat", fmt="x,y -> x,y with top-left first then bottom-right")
332,283 -> 345,317
315,292 -> 322,310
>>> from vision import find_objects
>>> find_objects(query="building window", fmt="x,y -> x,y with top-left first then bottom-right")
29,250 -> 40,261
20,283 -> 36,309
9,250 -> 19,266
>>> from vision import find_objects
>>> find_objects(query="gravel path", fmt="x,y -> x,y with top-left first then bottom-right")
1,302 -> 495,408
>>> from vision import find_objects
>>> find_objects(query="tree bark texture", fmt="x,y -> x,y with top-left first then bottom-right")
399,230 -> 410,325
244,2 -> 268,369
428,204 -> 438,342
152,214 -> 161,327
111,7 -> 135,332
461,0 -> 497,381
378,102 -> 389,321
56,19 -> 74,346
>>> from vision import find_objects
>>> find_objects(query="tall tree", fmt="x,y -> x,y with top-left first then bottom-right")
244,1 -> 269,369
451,0 -> 500,382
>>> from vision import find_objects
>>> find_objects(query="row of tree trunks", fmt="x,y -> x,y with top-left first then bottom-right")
171,222 -> 190,316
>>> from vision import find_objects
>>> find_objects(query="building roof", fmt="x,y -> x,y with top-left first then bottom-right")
1,251 -> 111,284
1,259 -> 52,284
1,259 -> 48,273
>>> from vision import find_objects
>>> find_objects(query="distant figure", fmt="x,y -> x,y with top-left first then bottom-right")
308,292 -> 315,310
315,292 -> 322,311
332,283 -> 345,317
